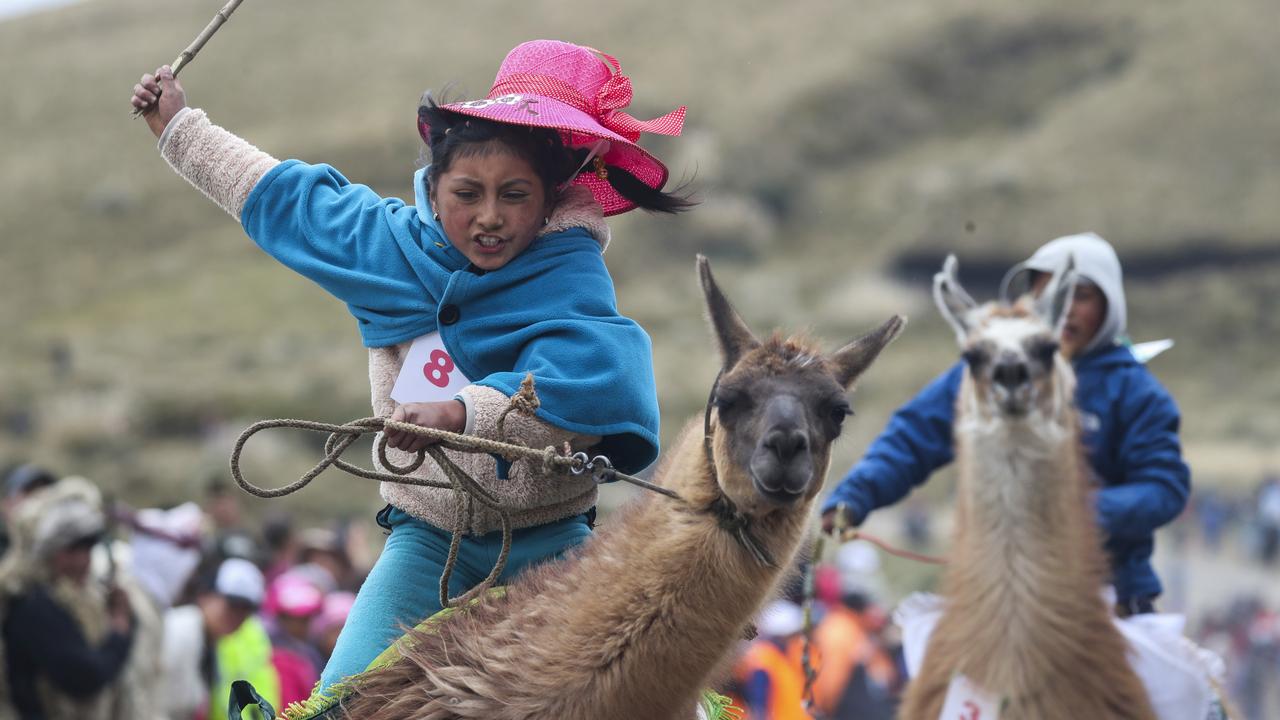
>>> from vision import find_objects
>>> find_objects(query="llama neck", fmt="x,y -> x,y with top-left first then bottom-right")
915,370 -> 1142,712
947,375 -> 1097,621
958,414 -> 1078,531
557,420 -> 812,710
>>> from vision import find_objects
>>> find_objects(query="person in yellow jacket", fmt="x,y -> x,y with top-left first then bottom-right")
160,558 -> 278,719
733,600 -> 812,720
212,613 -> 279,719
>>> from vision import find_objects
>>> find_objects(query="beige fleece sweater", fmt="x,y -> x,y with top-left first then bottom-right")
158,107 -> 611,534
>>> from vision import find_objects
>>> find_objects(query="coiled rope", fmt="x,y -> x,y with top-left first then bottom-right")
229,393 -> 679,610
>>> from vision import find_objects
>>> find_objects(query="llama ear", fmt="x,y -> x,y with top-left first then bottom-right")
933,254 -> 978,345
697,255 -> 760,369
831,315 -> 907,388
1033,253 -> 1077,335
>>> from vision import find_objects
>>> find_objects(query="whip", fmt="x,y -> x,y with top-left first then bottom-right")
132,0 -> 246,117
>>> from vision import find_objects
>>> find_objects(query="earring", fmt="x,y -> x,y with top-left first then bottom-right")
433,212 -> 440,221
543,217 -> 550,226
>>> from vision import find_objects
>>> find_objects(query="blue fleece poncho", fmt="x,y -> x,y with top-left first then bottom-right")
239,161 -> 659,473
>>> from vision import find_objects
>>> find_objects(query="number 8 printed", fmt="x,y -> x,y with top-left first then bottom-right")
423,349 -> 455,388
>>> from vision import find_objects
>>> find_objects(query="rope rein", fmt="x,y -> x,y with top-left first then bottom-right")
800,526 -> 829,713
800,504 -> 945,715
230,371 -> 812,604
229,379 -> 677,609
230,417 -> 679,502
702,370 -> 776,568
835,527 -> 947,566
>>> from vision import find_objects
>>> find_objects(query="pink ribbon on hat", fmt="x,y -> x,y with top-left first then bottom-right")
488,48 -> 685,144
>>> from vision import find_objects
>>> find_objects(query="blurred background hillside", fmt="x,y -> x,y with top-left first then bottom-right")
2,0 -> 1278,641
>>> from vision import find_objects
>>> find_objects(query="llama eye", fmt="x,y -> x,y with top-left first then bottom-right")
1031,339 -> 1060,365
713,389 -> 745,413
828,403 -> 853,426
962,347 -> 988,369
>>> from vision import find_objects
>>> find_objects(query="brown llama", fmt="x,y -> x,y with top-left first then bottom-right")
329,256 -> 905,719
897,255 -> 1157,719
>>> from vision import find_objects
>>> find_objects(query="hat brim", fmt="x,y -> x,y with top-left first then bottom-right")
224,595 -> 261,610
421,94 -> 670,217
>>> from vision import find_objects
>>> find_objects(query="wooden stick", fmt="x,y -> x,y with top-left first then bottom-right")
132,0 -> 247,117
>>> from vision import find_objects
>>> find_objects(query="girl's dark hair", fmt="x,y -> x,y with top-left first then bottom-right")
419,93 -> 695,214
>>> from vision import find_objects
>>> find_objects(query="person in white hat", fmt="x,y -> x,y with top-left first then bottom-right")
730,600 -> 810,720
159,557 -> 270,719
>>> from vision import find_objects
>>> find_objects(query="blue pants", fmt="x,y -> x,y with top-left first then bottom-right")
318,506 -> 592,691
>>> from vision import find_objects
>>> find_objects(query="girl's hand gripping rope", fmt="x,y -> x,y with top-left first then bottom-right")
386,400 -> 467,453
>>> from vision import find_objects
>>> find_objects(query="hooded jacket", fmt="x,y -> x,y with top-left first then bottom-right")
1001,232 -> 1127,356
822,233 -> 1190,603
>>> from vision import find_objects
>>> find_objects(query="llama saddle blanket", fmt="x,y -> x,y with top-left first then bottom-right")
894,592 -> 1226,720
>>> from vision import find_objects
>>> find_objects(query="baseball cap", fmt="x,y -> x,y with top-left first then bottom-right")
215,557 -> 265,606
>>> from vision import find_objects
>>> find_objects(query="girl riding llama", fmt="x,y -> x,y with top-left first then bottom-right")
132,39 -> 693,694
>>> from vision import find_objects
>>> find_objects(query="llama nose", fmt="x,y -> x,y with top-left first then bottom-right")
992,361 -> 1029,389
763,428 -> 809,462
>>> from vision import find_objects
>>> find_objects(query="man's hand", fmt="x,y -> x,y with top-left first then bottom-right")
821,504 -> 858,536
386,400 -> 466,453
131,65 -> 188,139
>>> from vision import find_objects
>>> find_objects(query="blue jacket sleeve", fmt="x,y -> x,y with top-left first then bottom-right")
240,161 -> 440,344
461,239 -> 660,473
1095,370 -> 1190,539
821,363 -> 963,524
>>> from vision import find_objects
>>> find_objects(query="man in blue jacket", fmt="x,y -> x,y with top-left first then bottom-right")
822,233 -> 1190,615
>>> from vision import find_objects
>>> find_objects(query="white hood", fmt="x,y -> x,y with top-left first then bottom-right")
1000,232 -> 1127,356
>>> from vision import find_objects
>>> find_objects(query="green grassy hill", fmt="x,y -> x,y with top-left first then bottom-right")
2,0 -> 1277,520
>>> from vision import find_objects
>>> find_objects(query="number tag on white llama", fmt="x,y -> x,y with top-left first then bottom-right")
390,332 -> 471,404
939,674 -> 1002,720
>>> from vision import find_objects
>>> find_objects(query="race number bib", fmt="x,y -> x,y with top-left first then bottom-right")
939,675 -> 1002,720
390,332 -> 471,404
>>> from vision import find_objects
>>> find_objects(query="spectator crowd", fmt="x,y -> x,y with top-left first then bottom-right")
2,460 -> 1276,719
0,463 -> 362,719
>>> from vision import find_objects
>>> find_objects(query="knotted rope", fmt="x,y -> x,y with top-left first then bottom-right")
229,384 -> 679,609
799,508 -> 844,714
800,504 -> 945,715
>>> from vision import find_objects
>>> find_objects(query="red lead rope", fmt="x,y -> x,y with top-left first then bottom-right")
839,528 -> 947,566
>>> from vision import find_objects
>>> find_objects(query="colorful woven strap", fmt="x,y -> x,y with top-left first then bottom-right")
701,689 -> 745,720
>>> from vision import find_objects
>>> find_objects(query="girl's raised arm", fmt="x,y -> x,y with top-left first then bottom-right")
131,68 -> 432,334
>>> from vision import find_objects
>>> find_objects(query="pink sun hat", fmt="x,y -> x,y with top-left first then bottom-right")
419,39 -> 686,216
